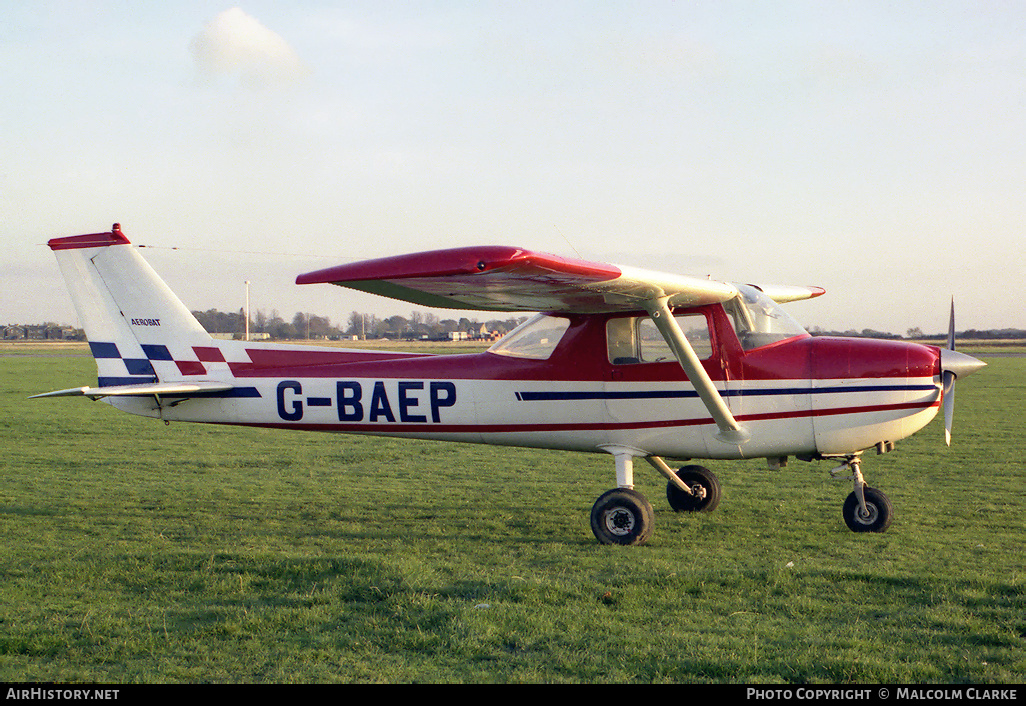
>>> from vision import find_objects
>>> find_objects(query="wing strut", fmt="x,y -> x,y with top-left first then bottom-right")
644,297 -> 749,445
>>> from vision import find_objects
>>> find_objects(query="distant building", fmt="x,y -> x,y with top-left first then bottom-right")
4,325 -> 81,340
474,323 -> 501,341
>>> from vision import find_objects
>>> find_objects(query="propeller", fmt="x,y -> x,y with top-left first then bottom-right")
939,298 -> 986,445
942,300 -> 957,446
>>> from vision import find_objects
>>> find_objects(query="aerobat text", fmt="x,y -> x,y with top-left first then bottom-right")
275,380 -> 457,423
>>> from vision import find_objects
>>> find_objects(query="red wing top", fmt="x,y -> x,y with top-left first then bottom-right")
296,246 -> 759,314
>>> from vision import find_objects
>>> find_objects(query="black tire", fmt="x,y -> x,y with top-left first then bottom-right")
590,488 -> 655,546
842,486 -> 893,532
666,464 -> 721,512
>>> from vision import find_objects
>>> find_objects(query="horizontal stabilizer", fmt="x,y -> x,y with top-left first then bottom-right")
30,381 -> 235,400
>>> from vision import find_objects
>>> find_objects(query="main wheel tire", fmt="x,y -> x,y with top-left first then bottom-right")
590,488 -> 655,546
842,486 -> 893,533
666,464 -> 721,512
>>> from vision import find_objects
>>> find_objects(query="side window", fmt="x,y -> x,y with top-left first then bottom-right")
606,317 -> 638,364
639,316 -> 712,361
607,314 -> 712,364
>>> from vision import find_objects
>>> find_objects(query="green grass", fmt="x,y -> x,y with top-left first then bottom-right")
0,350 -> 1023,683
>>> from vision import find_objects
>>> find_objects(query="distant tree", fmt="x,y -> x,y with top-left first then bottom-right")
307,314 -> 335,339
423,312 -> 439,333
383,315 -> 409,339
192,308 -> 242,335
346,311 -> 365,337
267,310 -> 294,339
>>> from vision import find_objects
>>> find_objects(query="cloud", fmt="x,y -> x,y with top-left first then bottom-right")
190,7 -> 310,88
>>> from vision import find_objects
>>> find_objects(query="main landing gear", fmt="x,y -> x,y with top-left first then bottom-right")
589,451 -> 721,546
590,488 -> 655,546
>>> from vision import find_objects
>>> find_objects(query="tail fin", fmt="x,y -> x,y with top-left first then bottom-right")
48,224 -> 215,388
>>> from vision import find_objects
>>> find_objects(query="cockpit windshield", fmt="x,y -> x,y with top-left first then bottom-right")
488,314 -> 570,360
724,284 -> 809,350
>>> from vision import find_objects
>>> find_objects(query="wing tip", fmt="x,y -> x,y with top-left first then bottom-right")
746,283 -> 826,303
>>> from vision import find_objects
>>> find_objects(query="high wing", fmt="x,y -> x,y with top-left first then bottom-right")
297,245 -> 825,447
296,246 -> 808,314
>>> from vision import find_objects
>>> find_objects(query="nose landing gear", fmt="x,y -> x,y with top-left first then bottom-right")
830,455 -> 893,533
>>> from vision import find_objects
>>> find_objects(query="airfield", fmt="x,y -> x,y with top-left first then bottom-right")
1,340 -> 1023,683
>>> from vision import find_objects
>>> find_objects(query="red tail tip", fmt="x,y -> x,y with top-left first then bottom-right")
48,224 -> 131,251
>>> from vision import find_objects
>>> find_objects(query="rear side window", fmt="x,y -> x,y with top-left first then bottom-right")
489,314 -> 570,360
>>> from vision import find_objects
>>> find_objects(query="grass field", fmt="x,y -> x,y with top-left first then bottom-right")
0,345 -> 1022,683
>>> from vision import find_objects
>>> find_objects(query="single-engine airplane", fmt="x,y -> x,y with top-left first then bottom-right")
34,224 -> 986,545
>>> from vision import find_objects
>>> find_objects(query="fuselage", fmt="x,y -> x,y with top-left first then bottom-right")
110,303 -> 943,461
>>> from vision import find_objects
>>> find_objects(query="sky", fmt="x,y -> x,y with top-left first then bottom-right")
4,1 -> 1024,335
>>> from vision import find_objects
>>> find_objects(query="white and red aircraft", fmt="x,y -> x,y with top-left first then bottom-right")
34,224 -> 986,545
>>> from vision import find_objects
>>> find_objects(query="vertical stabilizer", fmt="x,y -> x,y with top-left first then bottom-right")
49,224 -> 215,386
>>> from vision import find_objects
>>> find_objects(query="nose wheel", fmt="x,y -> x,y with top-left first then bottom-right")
842,487 -> 893,532
831,455 -> 893,533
